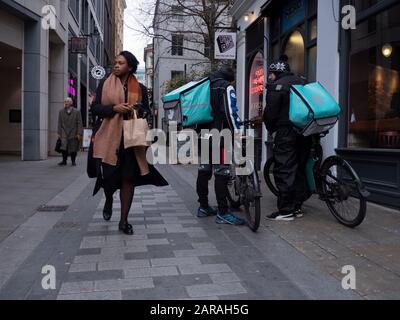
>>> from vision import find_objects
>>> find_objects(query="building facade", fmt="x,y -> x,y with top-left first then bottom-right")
144,43 -> 153,91
230,0 -> 400,208
113,0 -> 126,56
144,43 -> 155,127
0,0 -> 119,159
68,0 -> 114,131
152,0 -> 231,130
0,0 -> 69,160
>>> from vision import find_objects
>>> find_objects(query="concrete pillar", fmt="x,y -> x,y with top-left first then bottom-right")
317,0 -> 340,158
22,20 -> 49,160
48,40 -> 68,156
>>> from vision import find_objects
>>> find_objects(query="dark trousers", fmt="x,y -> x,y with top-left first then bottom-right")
62,150 -> 77,164
197,164 -> 231,213
273,127 -> 312,213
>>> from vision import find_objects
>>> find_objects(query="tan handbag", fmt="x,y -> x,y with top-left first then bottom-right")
123,110 -> 150,149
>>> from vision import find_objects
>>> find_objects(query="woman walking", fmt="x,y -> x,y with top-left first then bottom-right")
91,51 -> 168,235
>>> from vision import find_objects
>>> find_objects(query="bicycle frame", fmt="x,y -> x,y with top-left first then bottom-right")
305,135 -> 324,194
305,134 -> 370,198
236,121 -> 262,197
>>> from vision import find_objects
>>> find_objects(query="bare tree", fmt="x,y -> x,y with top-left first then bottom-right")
126,0 -> 235,71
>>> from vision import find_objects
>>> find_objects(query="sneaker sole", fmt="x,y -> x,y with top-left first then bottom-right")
266,215 -> 295,221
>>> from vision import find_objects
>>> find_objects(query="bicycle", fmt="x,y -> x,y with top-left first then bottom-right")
227,120 -> 262,232
263,132 -> 369,228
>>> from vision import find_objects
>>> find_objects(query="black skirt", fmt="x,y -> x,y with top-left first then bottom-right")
93,138 -> 169,196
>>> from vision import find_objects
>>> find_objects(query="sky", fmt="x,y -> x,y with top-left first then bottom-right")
123,0 -> 153,69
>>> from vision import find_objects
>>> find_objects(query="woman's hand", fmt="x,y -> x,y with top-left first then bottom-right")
113,103 -> 132,114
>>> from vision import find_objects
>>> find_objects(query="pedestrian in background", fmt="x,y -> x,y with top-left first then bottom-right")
58,97 -> 83,166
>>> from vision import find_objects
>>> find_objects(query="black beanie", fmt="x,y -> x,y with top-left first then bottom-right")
269,54 -> 291,74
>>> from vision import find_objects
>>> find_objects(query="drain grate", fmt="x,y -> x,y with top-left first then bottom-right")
37,205 -> 69,212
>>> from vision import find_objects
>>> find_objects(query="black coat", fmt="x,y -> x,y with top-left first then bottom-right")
87,77 -> 168,195
263,72 -> 306,133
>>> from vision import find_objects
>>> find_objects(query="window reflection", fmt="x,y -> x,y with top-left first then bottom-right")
308,45 -> 317,82
310,18 -> 317,41
249,52 -> 264,122
284,30 -> 305,76
348,4 -> 400,149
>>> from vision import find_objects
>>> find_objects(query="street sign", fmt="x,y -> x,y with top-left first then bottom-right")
91,66 -> 106,80
70,37 -> 87,54
215,32 -> 236,60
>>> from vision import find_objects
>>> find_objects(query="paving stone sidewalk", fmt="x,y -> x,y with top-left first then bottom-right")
53,173 -> 359,300
57,186 -> 253,300
1,161 -> 391,300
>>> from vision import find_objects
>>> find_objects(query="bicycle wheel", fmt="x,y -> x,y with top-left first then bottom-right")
244,171 -> 261,232
320,156 -> 367,228
263,158 -> 279,197
227,166 -> 241,209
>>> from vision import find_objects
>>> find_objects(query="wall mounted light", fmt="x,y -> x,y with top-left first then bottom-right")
244,11 -> 254,22
382,43 -> 393,58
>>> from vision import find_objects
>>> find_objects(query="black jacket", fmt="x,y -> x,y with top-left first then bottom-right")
205,72 -> 240,131
91,78 -> 150,123
263,72 -> 306,133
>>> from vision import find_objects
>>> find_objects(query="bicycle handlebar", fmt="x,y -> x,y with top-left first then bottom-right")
239,120 -> 254,127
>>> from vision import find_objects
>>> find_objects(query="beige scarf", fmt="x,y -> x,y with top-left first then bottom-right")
93,73 -> 141,166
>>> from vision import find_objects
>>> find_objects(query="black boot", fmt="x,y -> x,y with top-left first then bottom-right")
103,197 -> 113,221
71,153 -> 77,166
119,221 -> 134,235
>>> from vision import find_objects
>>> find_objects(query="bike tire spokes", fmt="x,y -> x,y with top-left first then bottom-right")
321,158 -> 366,227
244,176 -> 261,232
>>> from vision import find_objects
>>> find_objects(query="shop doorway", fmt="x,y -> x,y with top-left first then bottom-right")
0,41 -> 22,156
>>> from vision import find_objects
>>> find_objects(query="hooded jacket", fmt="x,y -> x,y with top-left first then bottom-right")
207,67 -> 241,131
263,72 -> 306,133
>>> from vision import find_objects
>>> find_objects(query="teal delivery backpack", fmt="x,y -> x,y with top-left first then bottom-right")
162,78 -> 214,128
289,82 -> 341,136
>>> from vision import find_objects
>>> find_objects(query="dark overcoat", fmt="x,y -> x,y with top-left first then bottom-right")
58,108 -> 83,153
87,78 -> 168,196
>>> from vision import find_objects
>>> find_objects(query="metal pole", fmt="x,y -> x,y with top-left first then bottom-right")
262,17 -> 271,167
